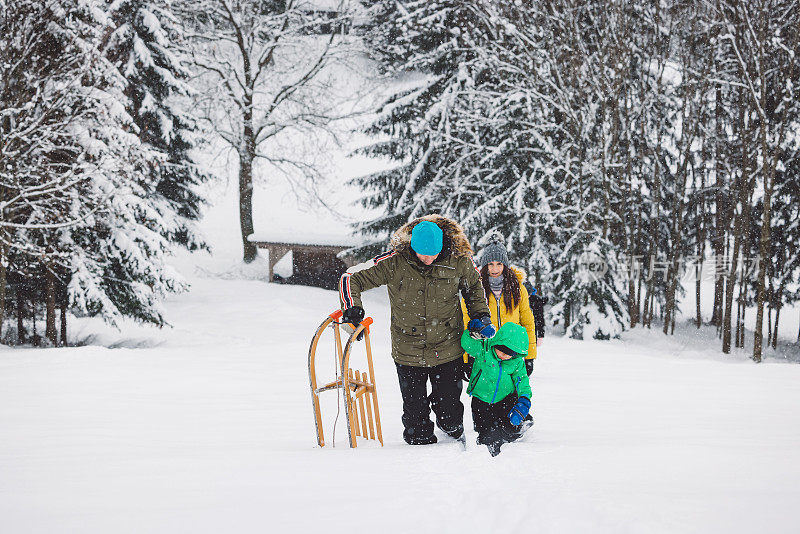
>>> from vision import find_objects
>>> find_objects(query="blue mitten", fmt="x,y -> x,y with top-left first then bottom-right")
467,315 -> 496,339
509,397 -> 531,426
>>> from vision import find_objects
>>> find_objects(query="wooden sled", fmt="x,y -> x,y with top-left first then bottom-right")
308,310 -> 384,448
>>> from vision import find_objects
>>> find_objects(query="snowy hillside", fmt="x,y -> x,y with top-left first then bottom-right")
4,2 -> 800,532
2,274 -> 800,533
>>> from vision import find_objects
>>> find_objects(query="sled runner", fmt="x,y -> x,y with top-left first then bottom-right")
308,309 -> 383,448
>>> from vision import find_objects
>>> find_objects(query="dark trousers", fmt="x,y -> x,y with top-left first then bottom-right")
472,394 -> 525,446
395,358 -> 464,444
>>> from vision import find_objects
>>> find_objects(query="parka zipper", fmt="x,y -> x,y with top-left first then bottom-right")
466,369 -> 482,395
490,361 -> 503,403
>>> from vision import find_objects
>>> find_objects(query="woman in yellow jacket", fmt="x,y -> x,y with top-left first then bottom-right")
461,239 -> 537,375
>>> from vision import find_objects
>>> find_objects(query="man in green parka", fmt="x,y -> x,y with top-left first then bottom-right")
462,321 -> 533,456
339,215 -> 491,445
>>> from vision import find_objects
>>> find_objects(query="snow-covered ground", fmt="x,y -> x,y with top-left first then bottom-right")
3,46 -> 800,531
2,272 -> 800,533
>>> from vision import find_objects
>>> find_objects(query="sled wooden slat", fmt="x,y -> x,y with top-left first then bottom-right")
356,371 -> 369,438
308,311 -> 383,448
315,380 -> 341,394
349,369 -> 360,438
318,377 -> 372,394
362,382 -> 375,439
364,332 -> 384,445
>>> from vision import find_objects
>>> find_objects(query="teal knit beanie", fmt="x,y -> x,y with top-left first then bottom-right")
410,221 -> 443,255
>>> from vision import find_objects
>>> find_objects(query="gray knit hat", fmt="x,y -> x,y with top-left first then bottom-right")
479,240 -> 509,267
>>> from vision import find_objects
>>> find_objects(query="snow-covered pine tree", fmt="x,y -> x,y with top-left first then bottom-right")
471,1 -> 631,338
446,2 -> 558,290
351,0 -> 500,257
763,184 -> 799,350
354,0 -> 632,337
0,0 -> 104,343
106,0 -> 210,250
1,0 -> 190,340
753,123 -> 800,350
62,0 -> 188,327
548,237 -> 629,340
353,0 -> 799,346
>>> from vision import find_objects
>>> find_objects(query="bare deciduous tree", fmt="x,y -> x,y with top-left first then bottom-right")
180,0 -> 355,262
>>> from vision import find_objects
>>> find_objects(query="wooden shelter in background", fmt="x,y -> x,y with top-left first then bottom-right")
249,238 -> 358,290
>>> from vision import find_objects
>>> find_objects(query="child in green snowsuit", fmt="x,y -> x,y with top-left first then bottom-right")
461,322 -> 533,456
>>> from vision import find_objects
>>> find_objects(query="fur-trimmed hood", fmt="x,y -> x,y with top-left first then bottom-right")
390,214 -> 474,259
509,265 -> 528,285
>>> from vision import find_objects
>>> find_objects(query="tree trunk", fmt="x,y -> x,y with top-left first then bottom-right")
628,277 -> 638,327
724,94 -> 750,353
751,5 -> 784,364
772,305 -> 780,350
642,289 -> 649,327
239,146 -> 256,263
752,146 -> 773,362
739,300 -> 746,347
636,263 -> 643,326
694,245 -> 705,330
663,266 -> 676,334
695,184 -> 704,329
671,304 -> 676,335
16,289 -> 24,344
735,299 -> 742,348
711,83 -> 726,327
695,264 -> 702,328
59,281 -> 68,346
644,104 -> 663,330
663,60 -> 696,335
766,298 -> 773,348
0,241 -> 5,342
626,192 -> 639,328
697,126 -> 713,329
722,218 -> 741,353
60,299 -> 67,347
735,260 -> 747,349
45,268 -> 57,346
718,232 -> 731,338
625,94 -> 639,329
32,300 -> 37,346
238,36 -> 257,264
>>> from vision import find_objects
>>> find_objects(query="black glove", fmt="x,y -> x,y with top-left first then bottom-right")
342,306 -> 365,340
342,306 -> 365,325
525,359 -> 534,376
463,356 -> 474,381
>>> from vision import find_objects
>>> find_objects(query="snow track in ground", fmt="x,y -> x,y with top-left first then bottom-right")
1,278 -> 799,533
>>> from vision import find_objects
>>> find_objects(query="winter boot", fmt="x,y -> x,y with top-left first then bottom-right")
520,414 -> 534,433
405,434 -> 438,445
486,440 -> 502,457
506,415 -> 534,443
437,422 -> 464,440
